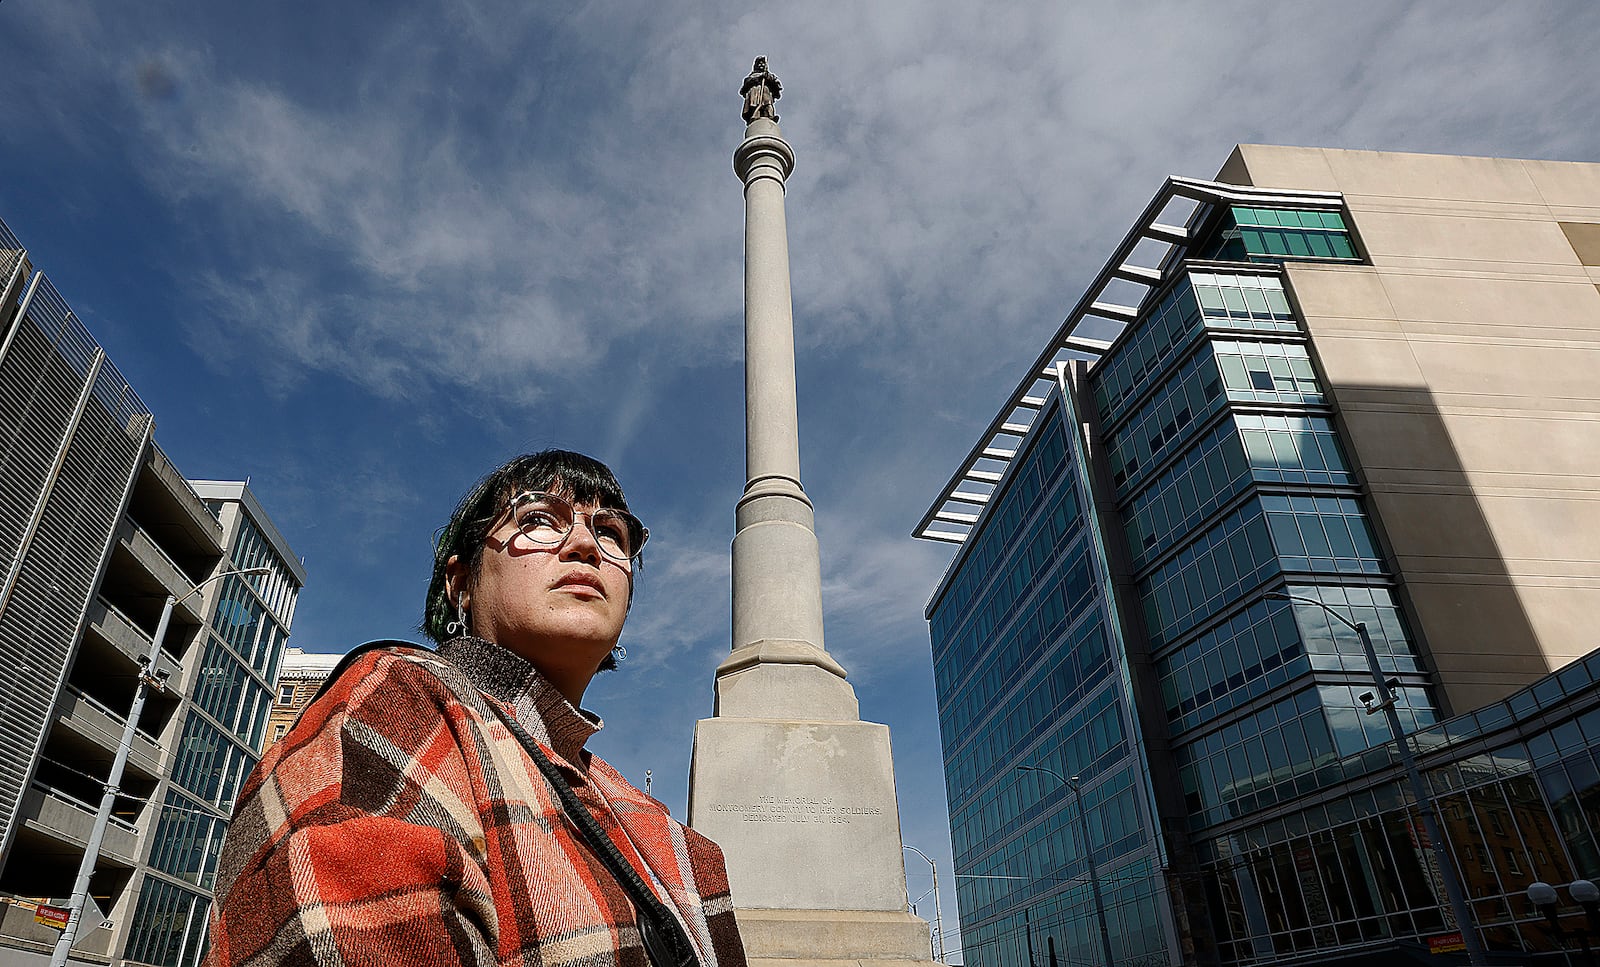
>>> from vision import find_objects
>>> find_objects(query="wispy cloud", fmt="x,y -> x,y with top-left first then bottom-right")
14,1 -> 1597,410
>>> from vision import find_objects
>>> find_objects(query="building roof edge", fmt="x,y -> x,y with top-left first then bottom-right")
913,172 -> 1344,546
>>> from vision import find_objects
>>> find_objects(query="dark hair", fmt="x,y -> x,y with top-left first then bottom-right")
422,450 -> 638,666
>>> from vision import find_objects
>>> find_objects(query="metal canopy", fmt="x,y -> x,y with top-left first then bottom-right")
913,174 -> 1345,545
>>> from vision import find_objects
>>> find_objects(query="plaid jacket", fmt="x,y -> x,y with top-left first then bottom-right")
205,638 -> 746,967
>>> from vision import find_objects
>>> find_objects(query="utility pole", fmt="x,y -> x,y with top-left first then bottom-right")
1018,765 -> 1115,967
1266,591 -> 1487,966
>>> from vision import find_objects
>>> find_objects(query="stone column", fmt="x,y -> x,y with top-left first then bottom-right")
720,116 -> 855,722
687,82 -> 938,967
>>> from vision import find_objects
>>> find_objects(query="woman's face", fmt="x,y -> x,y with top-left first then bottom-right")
449,490 -> 633,704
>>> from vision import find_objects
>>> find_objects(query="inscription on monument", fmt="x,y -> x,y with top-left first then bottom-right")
711,794 -> 884,824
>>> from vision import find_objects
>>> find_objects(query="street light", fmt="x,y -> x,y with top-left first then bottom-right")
1016,765 -> 1114,967
50,565 -> 271,967
1264,590 -> 1487,966
1529,879 -> 1600,965
903,843 -> 945,962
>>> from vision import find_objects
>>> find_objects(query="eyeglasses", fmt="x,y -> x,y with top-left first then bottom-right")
504,491 -> 649,563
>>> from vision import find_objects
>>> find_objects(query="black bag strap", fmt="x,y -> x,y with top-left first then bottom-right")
491,710 -> 700,967
310,640 -> 699,967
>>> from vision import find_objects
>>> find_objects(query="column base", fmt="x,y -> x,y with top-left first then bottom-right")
735,908 -> 939,966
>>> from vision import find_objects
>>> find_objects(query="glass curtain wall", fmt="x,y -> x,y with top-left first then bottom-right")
1197,652 -> 1600,962
124,513 -> 298,967
1086,250 -> 1446,962
929,399 -> 1176,967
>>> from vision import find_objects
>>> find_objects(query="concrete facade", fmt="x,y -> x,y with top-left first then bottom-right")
1219,146 -> 1600,713
0,213 -> 303,967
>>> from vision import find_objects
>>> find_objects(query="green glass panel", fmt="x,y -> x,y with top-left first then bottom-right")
1232,207 -> 1255,225
1264,288 -> 1291,316
1265,429 -> 1296,467
1298,431 -> 1327,471
1240,228 -> 1263,252
1326,518 -> 1358,559
1307,233 -> 1334,258
1242,429 -> 1274,467
1320,210 -> 1346,230
1257,230 -> 1284,254
1243,287 -> 1270,314
1285,232 -> 1312,257
1221,286 -> 1247,312
1329,234 -> 1356,259
1195,284 -> 1225,311
1298,514 -> 1333,557
1217,354 -> 1248,389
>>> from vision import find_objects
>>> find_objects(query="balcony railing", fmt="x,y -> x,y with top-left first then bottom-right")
123,516 -> 197,595
64,684 -> 163,748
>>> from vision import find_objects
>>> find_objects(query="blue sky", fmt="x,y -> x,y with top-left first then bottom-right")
3,1 -> 1597,959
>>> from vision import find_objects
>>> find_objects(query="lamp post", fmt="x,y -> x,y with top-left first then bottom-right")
1529,879 -> 1600,966
903,844 -> 944,962
1017,765 -> 1114,967
1265,591 -> 1486,966
49,565 -> 270,967
1575,879 -> 1600,964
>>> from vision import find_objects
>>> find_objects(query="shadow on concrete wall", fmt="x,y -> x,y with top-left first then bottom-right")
1329,382 -> 1546,718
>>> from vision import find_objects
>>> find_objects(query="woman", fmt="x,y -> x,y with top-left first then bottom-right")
206,450 -> 746,967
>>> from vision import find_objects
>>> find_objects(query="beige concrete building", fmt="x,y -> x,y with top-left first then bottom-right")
918,147 -> 1600,965
263,648 -> 342,752
1216,146 -> 1600,714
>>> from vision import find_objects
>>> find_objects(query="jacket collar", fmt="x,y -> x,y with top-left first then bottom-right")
436,635 -> 602,766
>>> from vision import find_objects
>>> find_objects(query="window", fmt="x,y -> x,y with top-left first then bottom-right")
1503,847 -> 1523,876
273,724 -> 287,741
1212,339 -> 1323,404
1262,495 -> 1384,575
277,683 -> 295,705
1196,207 -> 1360,264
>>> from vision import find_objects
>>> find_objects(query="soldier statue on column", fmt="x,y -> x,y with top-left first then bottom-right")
741,56 -> 781,123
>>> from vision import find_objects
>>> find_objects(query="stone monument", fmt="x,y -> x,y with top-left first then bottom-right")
686,59 -> 939,967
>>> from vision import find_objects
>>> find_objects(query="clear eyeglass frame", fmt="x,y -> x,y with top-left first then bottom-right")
505,491 -> 649,563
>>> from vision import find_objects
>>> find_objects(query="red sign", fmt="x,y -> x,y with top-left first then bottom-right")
34,905 -> 70,930
1428,932 -> 1466,954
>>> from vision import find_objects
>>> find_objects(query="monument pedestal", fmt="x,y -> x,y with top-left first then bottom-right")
689,715 -> 937,966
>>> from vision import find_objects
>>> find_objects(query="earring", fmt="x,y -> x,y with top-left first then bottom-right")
613,644 -> 627,662
446,600 -> 468,637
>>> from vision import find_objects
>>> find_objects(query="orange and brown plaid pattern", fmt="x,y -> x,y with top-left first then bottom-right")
205,640 -> 746,967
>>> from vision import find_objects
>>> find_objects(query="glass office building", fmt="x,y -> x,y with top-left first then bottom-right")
929,396 -> 1176,965
123,486 -> 302,967
920,149 -> 1600,965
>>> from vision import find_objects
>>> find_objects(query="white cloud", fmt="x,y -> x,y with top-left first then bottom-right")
16,0 -> 1597,414
621,533 -> 733,670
